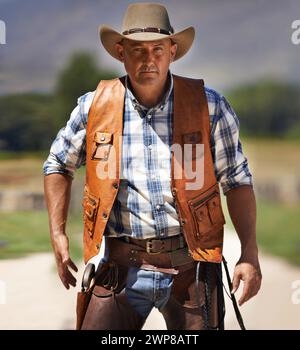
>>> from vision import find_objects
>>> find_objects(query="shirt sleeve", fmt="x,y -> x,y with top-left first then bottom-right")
43,91 -> 94,178
207,88 -> 253,195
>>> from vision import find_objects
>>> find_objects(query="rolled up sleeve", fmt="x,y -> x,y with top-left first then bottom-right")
43,92 -> 94,178
209,91 -> 253,195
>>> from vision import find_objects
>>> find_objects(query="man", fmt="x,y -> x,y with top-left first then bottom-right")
44,3 -> 262,330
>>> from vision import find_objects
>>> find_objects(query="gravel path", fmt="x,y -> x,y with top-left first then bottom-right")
0,228 -> 299,330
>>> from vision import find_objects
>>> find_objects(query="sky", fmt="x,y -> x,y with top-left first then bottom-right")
0,0 -> 299,95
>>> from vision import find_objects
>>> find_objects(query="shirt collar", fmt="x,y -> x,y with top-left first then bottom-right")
125,71 -> 173,112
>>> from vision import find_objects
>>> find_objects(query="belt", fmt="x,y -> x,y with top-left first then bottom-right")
119,234 -> 186,254
105,236 -> 194,275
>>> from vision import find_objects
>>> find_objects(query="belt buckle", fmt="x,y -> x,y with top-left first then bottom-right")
146,239 -> 164,255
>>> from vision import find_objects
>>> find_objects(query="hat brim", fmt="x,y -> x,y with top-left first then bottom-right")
99,25 -> 195,62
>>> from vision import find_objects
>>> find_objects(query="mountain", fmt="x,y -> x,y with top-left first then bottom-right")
0,0 -> 299,95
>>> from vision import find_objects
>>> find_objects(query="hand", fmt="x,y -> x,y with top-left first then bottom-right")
231,258 -> 262,306
51,233 -> 78,289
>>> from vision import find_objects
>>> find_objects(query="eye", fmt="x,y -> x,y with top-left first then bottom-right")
153,46 -> 164,55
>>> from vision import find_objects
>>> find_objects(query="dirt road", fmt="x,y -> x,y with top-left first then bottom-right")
0,228 -> 299,330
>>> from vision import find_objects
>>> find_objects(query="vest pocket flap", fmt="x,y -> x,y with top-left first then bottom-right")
92,132 -> 113,160
188,183 -> 219,209
94,132 -> 113,144
182,131 -> 202,144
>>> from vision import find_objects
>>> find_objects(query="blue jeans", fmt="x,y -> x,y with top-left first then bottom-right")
125,266 -> 174,318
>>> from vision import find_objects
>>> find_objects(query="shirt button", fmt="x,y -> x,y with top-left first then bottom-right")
147,115 -> 152,120
148,145 -> 152,150
151,174 -> 156,180
155,204 -> 161,210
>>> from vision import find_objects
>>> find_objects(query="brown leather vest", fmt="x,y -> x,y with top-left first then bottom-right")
82,74 -> 225,264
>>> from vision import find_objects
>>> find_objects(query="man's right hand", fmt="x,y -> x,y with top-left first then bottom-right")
52,233 -> 78,289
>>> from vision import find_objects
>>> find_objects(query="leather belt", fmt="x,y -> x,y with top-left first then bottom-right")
105,237 -> 194,275
119,234 -> 186,254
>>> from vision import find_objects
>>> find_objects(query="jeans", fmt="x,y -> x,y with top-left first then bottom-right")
125,267 -> 174,318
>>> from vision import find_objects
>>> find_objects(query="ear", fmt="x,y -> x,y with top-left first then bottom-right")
170,43 -> 177,62
115,43 -> 125,62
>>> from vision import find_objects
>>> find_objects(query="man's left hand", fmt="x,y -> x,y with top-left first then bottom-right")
231,259 -> 262,306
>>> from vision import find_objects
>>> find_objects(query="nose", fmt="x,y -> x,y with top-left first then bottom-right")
142,48 -> 155,64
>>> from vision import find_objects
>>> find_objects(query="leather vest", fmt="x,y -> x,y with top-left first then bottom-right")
82,74 -> 225,264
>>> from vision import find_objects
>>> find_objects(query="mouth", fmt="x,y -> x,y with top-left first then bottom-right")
140,71 -> 158,74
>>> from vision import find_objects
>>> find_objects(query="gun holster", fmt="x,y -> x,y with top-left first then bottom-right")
76,261 -> 144,330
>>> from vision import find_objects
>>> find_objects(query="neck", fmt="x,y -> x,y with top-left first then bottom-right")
128,74 -> 170,109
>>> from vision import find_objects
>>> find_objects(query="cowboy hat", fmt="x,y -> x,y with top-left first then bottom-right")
99,2 -> 195,62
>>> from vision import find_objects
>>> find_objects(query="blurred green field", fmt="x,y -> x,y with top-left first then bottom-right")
242,138 -> 300,183
223,199 -> 300,266
0,138 -> 299,265
0,210 -> 83,261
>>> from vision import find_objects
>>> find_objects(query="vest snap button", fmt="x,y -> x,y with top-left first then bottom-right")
96,243 -> 100,250
113,183 -> 119,189
102,212 -> 107,219
100,136 -> 105,141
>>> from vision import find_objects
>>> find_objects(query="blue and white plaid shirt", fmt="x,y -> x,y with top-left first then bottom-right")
43,73 -> 253,239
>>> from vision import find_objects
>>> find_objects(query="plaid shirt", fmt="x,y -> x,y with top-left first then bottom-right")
43,73 -> 253,239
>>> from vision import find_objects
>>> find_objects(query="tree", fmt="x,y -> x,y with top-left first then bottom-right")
227,80 -> 300,138
54,52 -> 118,127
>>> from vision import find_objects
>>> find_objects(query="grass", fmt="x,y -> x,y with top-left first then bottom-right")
0,141 -> 300,266
0,210 -> 83,261
0,151 -> 49,160
241,137 -> 300,182
256,200 -> 300,266
223,198 -> 300,266
1,200 -> 299,267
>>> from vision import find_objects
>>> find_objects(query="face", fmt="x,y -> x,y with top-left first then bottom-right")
115,38 -> 177,87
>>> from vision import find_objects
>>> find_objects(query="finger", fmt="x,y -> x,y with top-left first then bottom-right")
67,258 -> 78,272
60,273 -> 70,290
231,272 -> 241,294
240,278 -> 261,305
65,270 -> 77,287
238,280 -> 251,306
58,264 -> 71,289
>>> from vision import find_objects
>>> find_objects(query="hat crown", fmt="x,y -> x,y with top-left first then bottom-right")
121,3 -> 173,33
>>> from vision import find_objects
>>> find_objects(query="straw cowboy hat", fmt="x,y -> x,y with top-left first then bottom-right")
99,2 -> 195,62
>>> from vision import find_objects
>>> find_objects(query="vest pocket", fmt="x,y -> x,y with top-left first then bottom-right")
91,131 -> 113,160
188,184 -> 225,244
83,186 -> 100,238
